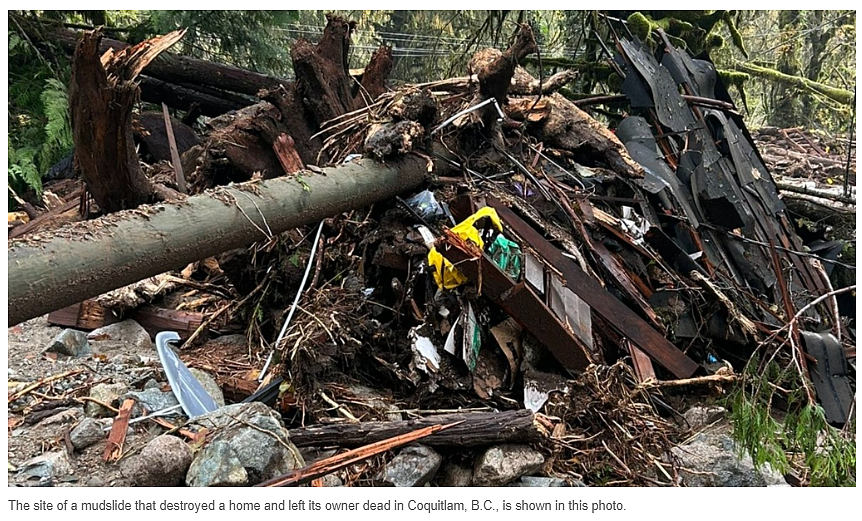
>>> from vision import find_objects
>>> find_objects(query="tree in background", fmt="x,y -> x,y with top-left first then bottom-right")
7,10 -> 855,204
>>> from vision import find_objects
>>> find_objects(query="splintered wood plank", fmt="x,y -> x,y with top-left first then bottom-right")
273,134 -> 305,174
162,102 -> 186,192
441,231 -> 592,372
103,398 -> 135,462
488,198 -> 698,378
48,300 -> 120,331
48,300 -> 205,340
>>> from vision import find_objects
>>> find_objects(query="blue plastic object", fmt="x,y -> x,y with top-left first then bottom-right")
155,331 -> 219,418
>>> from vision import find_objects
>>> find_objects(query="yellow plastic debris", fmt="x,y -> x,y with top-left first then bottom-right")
428,247 -> 468,289
428,207 -> 504,289
449,206 -> 503,249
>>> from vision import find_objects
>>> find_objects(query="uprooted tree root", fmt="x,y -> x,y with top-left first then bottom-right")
544,362 -> 682,486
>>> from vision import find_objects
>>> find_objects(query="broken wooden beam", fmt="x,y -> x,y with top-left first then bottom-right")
9,156 -> 429,326
487,198 -> 699,379
287,410 -> 544,448
441,231 -> 593,373
48,300 -> 205,340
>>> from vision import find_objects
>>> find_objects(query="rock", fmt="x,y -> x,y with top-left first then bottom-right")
473,444 -> 544,486
321,474 -> 343,487
17,451 -> 73,480
143,378 -> 161,390
186,402 -> 304,487
110,353 -> 141,366
671,432 -> 787,487
189,368 -> 225,407
438,462 -> 473,487
683,405 -> 727,430
85,476 -> 105,487
510,476 -> 570,487
70,418 -> 104,450
375,444 -> 442,487
132,435 -> 193,487
89,319 -> 152,350
86,382 -> 130,417
346,384 -> 402,421
186,440 -> 248,486
44,329 -> 90,357
124,388 -> 181,416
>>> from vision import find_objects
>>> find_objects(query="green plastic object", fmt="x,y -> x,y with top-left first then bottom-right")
487,235 -> 522,280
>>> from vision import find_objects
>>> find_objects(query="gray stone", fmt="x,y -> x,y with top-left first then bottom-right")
185,402 -> 304,487
85,476 -> 106,487
322,474 -> 343,487
510,476 -> 569,487
143,378 -> 161,390
110,353 -> 141,366
186,440 -> 248,486
189,368 -> 225,407
70,418 -> 104,450
18,451 -> 73,480
438,462 -> 473,487
124,388 -> 181,416
473,444 -> 544,486
89,320 -> 152,350
683,405 -> 727,430
375,444 -> 442,487
44,329 -> 90,357
132,435 -> 193,487
346,384 -> 402,421
671,432 -> 787,487
86,382 -> 130,417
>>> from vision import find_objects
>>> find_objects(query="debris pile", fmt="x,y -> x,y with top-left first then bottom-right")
8,18 -> 856,487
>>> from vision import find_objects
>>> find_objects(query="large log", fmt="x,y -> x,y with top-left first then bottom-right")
286,410 -> 545,448
33,21 -> 287,97
8,156 -> 429,326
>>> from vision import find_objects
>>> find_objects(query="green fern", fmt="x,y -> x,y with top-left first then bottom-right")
38,78 -> 74,172
8,139 -> 43,195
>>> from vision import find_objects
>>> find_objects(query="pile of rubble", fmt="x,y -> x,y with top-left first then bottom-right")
7,19 -> 855,487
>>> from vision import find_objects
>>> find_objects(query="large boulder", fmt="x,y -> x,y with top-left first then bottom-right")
185,402 -> 304,487
671,432 -> 787,487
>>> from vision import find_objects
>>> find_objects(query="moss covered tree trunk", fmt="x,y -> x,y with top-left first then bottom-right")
769,10 -> 803,128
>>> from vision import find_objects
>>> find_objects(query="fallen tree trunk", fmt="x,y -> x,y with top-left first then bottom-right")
286,410 -> 545,448
30,20 -> 287,97
8,156 -> 429,326
138,75 -> 252,116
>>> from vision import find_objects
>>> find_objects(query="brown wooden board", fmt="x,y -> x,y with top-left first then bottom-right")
441,231 -> 592,373
487,198 -> 699,378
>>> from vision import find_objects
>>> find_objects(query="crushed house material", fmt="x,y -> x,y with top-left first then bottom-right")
7,16 -> 855,487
